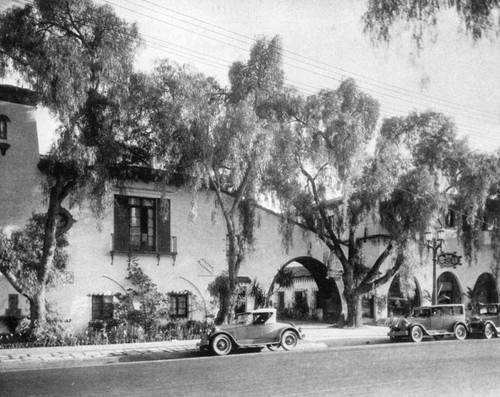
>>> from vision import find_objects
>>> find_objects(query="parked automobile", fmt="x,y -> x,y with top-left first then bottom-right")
388,304 -> 468,343
198,308 -> 304,356
468,303 -> 500,339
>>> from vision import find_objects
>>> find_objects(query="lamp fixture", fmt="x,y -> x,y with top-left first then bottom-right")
424,228 -> 446,305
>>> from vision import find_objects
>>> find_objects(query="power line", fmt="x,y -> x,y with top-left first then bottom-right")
3,0 -> 499,148
141,37 -> 500,145
102,0 -> 500,148
142,34 -> 500,145
124,0 -> 499,121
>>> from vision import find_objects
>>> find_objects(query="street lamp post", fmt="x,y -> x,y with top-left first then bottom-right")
425,229 -> 445,305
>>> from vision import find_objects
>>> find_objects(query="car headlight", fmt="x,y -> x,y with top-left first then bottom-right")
398,318 -> 409,330
207,326 -> 218,336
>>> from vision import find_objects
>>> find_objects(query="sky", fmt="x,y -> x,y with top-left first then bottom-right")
2,0 -> 500,154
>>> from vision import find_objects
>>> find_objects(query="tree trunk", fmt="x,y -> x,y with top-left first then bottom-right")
29,288 -> 47,330
216,228 -> 239,325
215,281 -> 238,325
344,291 -> 363,327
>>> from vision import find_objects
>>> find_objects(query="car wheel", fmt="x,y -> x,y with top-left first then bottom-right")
211,334 -> 232,356
267,344 -> 280,351
410,326 -> 423,343
281,330 -> 298,351
484,323 -> 494,340
454,324 -> 467,341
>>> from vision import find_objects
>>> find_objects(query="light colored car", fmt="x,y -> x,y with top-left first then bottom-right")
468,303 -> 500,339
198,308 -> 304,356
388,304 -> 468,343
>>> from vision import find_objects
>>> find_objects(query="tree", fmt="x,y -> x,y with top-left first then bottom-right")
265,73 -> 481,325
265,266 -> 294,306
113,256 -> 170,336
0,213 -> 68,328
147,37 -> 285,324
248,279 -> 266,309
0,0 -> 141,331
363,0 -> 500,48
363,0 -> 500,308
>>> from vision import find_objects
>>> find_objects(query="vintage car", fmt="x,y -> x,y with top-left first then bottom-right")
198,308 -> 304,356
468,303 -> 500,339
388,304 -> 468,343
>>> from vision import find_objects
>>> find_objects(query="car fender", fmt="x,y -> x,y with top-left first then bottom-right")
452,321 -> 469,335
209,331 -> 241,348
483,320 -> 499,335
278,327 -> 302,340
408,323 -> 430,336
453,321 -> 468,330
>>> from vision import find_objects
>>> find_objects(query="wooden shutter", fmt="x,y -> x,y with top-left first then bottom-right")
157,199 -> 171,252
114,195 -> 130,251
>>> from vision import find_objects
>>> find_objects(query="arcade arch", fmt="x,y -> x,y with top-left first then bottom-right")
437,271 -> 462,304
387,275 -> 422,316
272,256 -> 342,322
472,272 -> 499,304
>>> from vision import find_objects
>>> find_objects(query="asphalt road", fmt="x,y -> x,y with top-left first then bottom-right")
2,339 -> 500,396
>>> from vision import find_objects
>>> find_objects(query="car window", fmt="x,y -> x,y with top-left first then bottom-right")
413,309 -> 430,318
234,314 -> 252,325
443,307 -> 453,316
454,306 -> 464,315
487,306 -> 498,315
431,308 -> 442,316
253,312 -> 271,325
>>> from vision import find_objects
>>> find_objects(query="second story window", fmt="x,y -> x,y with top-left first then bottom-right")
0,114 -> 9,140
445,209 -> 456,228
114,195 -> 171,253
129,197 -> 156,251
0,114 -> 11,156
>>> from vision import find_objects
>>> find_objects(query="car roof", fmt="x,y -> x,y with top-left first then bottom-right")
237,308 -> 277,315
414,304 -> 465,309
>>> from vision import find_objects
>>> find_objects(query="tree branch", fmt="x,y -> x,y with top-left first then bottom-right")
360,240 -> 394,287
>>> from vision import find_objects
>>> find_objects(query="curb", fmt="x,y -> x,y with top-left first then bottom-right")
0,332 -> 389,372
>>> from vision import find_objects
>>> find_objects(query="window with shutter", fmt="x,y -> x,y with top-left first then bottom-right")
157,199 -> 171,253
113,195 -> 171,253
114,196 -> 130,251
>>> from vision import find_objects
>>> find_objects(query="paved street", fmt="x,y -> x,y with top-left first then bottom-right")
0,324 -> 388,371
2,338 -> 500,396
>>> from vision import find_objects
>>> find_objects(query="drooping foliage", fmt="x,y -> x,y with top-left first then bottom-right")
0,213 -> 68,327
264,65 -> 494,325
377,111 -> 499,263
0,0 -> 141,330
363,0 -> 500,48
113,256 -> 170,334
148,37 -> 285,324
248,278 -> 266,309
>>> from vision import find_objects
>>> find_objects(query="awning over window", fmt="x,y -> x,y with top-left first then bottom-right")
237,276 -> 252,284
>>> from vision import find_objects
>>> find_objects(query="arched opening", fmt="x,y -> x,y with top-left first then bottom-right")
437,272 -> 462,304
387,275 -> 421,316
272,256 -> 341,322
472,273 -> 499,304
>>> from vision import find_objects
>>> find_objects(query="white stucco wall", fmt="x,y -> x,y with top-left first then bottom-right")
45,182 -> 332,331
0,99 -> 44,228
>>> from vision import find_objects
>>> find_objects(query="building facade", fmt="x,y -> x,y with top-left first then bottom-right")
1,85 -> 499,334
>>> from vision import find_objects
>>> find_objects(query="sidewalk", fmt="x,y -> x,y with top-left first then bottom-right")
0,324 -> 389,372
